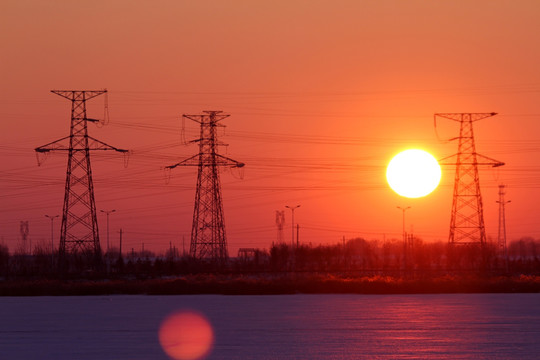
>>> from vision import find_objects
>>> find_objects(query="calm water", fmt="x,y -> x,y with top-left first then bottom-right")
0,294 -> 539,359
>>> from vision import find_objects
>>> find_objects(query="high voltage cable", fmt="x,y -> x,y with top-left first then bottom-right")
111,84 -> 540,97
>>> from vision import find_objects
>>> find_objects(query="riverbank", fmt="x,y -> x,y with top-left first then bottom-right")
1,274 -> 540,296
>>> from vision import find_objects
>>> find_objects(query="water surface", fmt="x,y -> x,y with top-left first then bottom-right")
0,294 -> 538,359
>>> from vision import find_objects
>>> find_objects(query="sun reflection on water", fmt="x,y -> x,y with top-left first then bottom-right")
159,310 -> 214,360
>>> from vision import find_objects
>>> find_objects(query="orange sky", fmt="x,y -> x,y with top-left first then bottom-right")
1,1 -> 540,255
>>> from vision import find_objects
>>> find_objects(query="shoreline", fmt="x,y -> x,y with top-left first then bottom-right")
1,274 -> 539,296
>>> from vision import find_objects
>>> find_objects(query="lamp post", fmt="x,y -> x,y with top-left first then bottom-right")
285,205 -> 300,248
397,206 -> 411,241
45,214 -> 59,266
100,209 -> 116,255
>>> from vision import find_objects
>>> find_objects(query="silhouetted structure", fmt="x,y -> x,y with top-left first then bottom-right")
35,90 -> 127,269
19,221 -> 29,255
275,210 -> 285,244
436,113 -> 504,246
166,111 -> 244,264
497,184 -> 510,269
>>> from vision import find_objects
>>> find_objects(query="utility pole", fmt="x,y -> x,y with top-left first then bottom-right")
436,113 -> 504,245
166,111 -> 244,264
497,185 -> 510,271
45,214 -> 59,267
100,209 -> 116,255
397,206 -> 411,268
285,205 -> 300,248
35,90 -> 127,269
397,206 -> 410,243
118,228 -> 123,259
296,224 -> 300,247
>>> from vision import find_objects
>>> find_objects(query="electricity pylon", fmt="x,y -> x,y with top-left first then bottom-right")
497,184 -> 510,270
166,111 -> 244,263
436,113 -> 504,245
35,90 -> 127,267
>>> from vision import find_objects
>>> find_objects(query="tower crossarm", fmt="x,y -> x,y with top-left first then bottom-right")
35,136 -> 71,152
51,90 -> 107,101
474,153 -> 505,167
165,154 -> 200,168
215,154 -> 245,168
183,111 -> 230,124
435,112 -> 497,122
438,153 -> 505,167
166,153 -> 244,169
35,136 -> 127,153
87,136 -> 128,152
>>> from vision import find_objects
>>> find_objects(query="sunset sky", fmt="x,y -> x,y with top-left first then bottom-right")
1,0 -> 540,255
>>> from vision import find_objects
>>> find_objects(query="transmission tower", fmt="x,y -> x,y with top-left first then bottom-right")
166,111 -> 244,263
35,90 -> 127,266
497,184 -> 510,269
436,113 -> 504,245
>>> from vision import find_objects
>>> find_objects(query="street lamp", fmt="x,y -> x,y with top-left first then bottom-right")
396,206 -> 411,242
100,209 -> 116,255
285,205 -> 301,248
45,214 -> 59,266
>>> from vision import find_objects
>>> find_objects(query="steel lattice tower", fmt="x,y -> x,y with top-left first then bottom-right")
35,90 -> 127,265
437,113 -> 504,245
497,184 -> 510,266
166,111 -> 244,263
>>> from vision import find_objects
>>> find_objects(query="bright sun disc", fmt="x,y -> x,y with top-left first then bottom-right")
386,149 -> 441,198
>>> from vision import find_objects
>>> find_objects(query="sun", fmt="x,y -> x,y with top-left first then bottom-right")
386,149 -> 441,198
